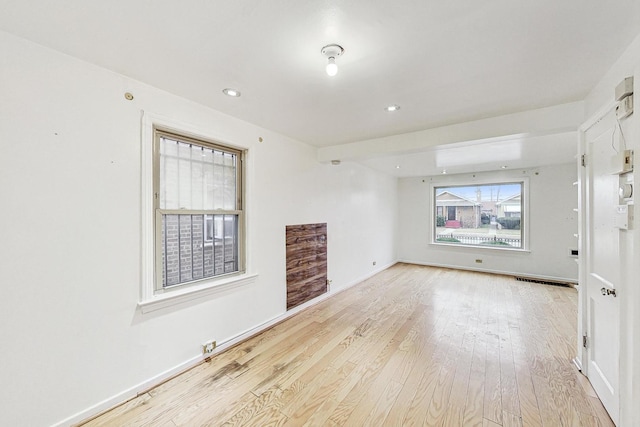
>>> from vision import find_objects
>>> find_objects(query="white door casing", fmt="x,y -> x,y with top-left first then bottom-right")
582,107 -> 621,425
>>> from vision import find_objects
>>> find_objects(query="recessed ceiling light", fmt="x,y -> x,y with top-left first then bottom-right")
385,105 -> 400,112
395,165 -> 401,169
222,88 -> 241,97
501,165 -> 508,169
442,169 -> 447,174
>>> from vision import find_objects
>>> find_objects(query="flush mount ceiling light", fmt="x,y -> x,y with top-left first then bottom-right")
222,88 -> 241,97
321,44 -> 344,77
386,105 -> 401,112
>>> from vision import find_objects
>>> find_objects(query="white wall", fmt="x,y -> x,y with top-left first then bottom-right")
0,31 -> 397,426
582,33 -> 640,427
398,164 -> 578,281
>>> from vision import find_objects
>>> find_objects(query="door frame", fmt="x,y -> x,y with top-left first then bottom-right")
576,100 -> 629,425
576,100 -> 617,371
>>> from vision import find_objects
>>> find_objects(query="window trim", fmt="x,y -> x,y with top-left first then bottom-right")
139,112 -> 254,312
429,177 -> 529,252
138,272 -> 258,314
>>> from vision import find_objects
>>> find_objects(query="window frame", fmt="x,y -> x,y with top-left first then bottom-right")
430,177 -> 529,252
139,112 -> 255,314
153,128 -> 245,292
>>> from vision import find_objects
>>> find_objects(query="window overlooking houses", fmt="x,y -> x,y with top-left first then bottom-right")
433,182 -> 523,249
154,129 -> 244,290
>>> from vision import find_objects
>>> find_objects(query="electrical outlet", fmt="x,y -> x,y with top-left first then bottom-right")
202,340 -> 216,355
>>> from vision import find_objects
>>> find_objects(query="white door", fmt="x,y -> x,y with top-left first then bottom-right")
584,109 -> 620,425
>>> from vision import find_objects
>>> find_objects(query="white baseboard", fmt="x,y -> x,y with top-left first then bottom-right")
572,356 -> 583,372
398,259 -> 577,284
55,261 -> 398,426
53,354 -> 205,427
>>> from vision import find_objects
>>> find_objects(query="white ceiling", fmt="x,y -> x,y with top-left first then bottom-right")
1,1 -> 639,175
360,132 -> 580,178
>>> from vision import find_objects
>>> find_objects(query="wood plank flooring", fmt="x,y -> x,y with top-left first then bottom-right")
80,264 -> 613,426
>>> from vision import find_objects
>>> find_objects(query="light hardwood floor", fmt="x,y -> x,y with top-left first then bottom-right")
80,264 -> 613,426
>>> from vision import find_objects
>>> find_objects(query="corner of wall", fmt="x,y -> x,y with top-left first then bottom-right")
585,33 -> 640,116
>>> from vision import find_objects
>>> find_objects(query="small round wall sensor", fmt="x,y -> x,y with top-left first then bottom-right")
619,183 -> 633,198
124,92 -> 134,101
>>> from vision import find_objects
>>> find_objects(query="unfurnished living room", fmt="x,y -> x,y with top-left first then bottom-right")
1,1 -> 639,426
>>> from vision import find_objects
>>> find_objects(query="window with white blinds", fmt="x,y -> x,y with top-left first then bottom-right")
154,129 -> 244,290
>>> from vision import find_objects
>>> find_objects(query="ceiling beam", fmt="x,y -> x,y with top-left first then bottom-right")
317,101 -> 584,163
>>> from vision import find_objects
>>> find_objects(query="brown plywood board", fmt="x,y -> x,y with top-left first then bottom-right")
286,223 -> 327,310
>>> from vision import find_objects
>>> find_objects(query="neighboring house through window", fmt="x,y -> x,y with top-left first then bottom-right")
436,191 -> 482,229
434,182 -> 524,249
496,194 -> 522,218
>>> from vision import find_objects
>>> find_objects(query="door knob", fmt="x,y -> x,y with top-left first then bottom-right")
601,287 -> 617,297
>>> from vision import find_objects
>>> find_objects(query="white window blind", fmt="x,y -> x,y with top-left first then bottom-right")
159,137 -> 237,210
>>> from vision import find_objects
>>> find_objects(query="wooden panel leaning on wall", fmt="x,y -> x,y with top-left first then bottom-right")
285,222 -> 328,310
79,264 -> 613,427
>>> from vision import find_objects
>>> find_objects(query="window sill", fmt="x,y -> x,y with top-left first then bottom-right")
430,242 -> 530,253
138,273 -> 258,314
